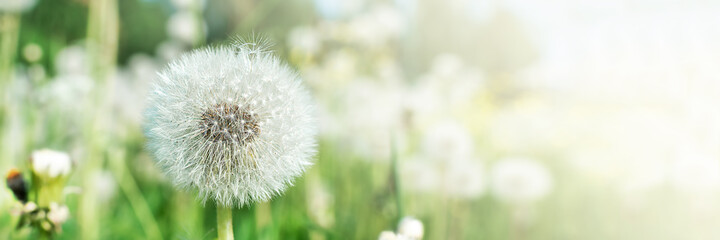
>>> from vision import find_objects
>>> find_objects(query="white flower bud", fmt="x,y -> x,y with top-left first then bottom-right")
31,149 -> 72,179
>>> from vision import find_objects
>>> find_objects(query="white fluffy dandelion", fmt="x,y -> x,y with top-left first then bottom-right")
144,42 -> 317,208
146,40 -> 316,240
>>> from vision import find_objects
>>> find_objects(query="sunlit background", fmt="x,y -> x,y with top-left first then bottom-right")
2,0 -> 720,239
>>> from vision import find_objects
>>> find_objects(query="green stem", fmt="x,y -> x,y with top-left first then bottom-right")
217,205 -> 234,240
80,0 -> 119,238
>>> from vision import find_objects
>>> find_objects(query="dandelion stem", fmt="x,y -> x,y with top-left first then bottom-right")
217,204 -> 235,240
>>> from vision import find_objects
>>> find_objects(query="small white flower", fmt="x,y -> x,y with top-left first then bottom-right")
31,149 -> 72,179
490,157 -> 553,204
145,41 -> 317,207
47,202 -> 70,226
397,216 -> 423,240
23,202 -> 37,212
378,231 -> 397,240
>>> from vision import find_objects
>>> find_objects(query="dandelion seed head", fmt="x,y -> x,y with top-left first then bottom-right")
145,42 -> 317,207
